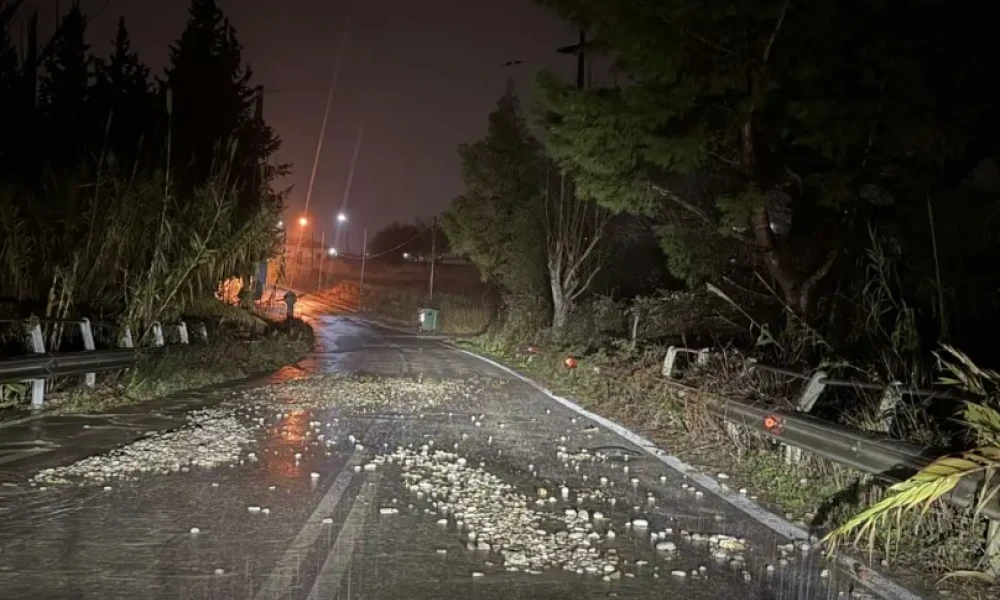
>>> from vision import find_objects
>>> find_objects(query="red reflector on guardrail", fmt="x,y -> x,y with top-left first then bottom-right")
763,414 -> 784,434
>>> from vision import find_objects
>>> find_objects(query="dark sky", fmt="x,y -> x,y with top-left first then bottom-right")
22,0 -> 577,247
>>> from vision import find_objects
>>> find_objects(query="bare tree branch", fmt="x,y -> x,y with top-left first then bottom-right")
763,0 -> 791,64
651,183 -> 751,243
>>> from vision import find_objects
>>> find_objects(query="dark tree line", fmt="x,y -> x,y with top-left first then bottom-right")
0,0 -> 285,329
529,0 -> 1000,365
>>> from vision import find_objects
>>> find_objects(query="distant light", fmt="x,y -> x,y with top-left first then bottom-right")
337,212 -> 348,223
403,252 -> 410,259
277,220 -> 284,229
298,216 -> 308,227
328,248 -> 338,256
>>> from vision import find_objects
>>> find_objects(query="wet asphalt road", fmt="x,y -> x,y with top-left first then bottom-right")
0,301 -> 912,599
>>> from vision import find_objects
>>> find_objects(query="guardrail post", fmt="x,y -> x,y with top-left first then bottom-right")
987,518 -> 1000,576
24,323 -> 46,408
877,381 -> 902,433
797,371 -> 828,412
177,321 -> 190,345
197,322 -> 209,343
662,346 -> 680,377
151,322 -> 164,347
785,370 -> 827,464
119,326 -> 134,348
78,318 -> 96,387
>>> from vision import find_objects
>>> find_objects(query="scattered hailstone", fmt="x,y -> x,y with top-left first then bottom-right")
322,517 -> 333,524
214,568 -> 225,576
190,527 -> 201,534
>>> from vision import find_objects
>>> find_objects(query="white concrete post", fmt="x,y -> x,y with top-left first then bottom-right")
877,382 -> 902,433
197,322 -> 209,343
987,518 -> 1000,578
25,323 -> 46,408
119,326 -> 134,348
696,348 -> 710,366
662,346 -> 680,377
797,371 -> 828,412
151,322 -> 164,347
177,321 -> 190,345
785,371 -> 827,464
79,318 -> 96,387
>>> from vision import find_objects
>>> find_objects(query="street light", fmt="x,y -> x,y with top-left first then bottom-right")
298,216 -> 309,227
336,212 -> 367,311
328,247 -> 338,257
277,220 -> 284,229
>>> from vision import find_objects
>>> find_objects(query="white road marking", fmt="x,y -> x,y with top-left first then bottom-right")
305,474 -> 379,600
254,451 -> 363,600
458,348 -> 925,600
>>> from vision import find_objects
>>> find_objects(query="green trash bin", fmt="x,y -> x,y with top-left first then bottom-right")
418,308 -> 439,332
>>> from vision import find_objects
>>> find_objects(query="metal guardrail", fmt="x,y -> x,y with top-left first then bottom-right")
661,345 -> 1000,560
0,349 -> 151,384
0,318 -> 208,408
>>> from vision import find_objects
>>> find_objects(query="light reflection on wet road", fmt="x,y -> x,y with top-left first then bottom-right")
0,298 -> 917,599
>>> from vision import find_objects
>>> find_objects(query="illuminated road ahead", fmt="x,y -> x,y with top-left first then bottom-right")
0,301 -> 919,599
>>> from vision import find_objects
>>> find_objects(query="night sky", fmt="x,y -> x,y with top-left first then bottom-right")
21,0 -> 576,244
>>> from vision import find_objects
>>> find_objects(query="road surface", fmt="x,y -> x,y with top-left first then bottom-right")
0,299 -> 914,599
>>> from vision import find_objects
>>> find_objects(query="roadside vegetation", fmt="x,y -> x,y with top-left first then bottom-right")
430,1 -> 1000,595
0,1 -> 295,412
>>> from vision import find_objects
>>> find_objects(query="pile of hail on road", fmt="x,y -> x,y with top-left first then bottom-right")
240,374 -> 509,413
32,407 -> 257,485
378,446 -> 638,580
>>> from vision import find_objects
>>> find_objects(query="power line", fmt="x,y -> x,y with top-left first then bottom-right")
335,223 -> 433,261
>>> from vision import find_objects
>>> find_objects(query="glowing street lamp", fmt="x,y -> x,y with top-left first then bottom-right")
337,212 -> 348,223
328,247 -> 338,257
277,220 -> 284,229
298,216 -> 309,227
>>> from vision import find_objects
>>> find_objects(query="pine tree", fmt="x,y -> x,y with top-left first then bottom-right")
164,0 -> 255,188
39,4 -> 92,168
92,17 -> 151,165
444,85 -> 548,297
537,0 -> 1000,321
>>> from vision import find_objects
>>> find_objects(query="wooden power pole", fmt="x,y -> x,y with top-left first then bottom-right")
429,216 -> 437,301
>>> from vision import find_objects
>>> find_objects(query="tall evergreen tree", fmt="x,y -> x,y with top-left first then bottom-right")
92,17 -> 151,166
164,0 -> 255,188
537,0 -> 1000,325
444,86 -> 548,298
39,3 -> 92,168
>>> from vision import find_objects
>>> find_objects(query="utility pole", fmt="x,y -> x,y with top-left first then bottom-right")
429,217 -> 437,301
359,227 -> 368,311
556,28 -> 593,90
576,29 -> 585,89
318,229 -> 326,289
